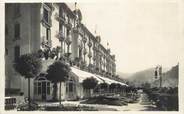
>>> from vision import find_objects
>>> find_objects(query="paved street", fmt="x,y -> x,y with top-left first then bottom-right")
119,93 -> 158,111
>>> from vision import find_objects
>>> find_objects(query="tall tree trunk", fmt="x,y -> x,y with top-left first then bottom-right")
53,82 -> 57,101
28,78 -> 30,109
59,81 -> 61,105
90,89 -> 93,97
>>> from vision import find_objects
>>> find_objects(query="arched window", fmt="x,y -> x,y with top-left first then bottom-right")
34,75 -> 51,96
66,77 -> 76,93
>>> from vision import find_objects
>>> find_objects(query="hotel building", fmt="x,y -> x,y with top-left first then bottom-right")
5,3 -> 125,101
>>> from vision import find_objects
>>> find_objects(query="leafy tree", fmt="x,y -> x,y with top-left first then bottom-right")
99,82 -> 109,93
100,83 -> 108,89
141,82 -> 151,89
46,61 -> 71,105
82,77 -> 98,97
14,53 -> 42,107
109,83 -> 121,93
82,77 -> 98,89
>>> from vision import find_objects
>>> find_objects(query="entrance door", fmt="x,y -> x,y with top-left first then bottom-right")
42,82 -> 46,100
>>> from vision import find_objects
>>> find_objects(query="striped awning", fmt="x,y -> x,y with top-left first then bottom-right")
71,67 -> 104,83
95,74 -> 128,86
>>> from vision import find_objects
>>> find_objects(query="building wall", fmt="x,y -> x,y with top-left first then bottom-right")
5,3 -> 42,89
5,3 -> 117,100
50,4 -> 60,48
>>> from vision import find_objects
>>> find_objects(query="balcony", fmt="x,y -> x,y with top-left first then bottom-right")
66,21 -> 72,29
55,31 -> 65,42
83,48 -> 87,55
82,37 -> 87,43
41,17 -> 52,28
65,35 -> 72,45
73,27 -> 79,33
88,52 -> 92,58
41,36 -> 51,48
88,41 -> 92,47
54,13 -> 60,21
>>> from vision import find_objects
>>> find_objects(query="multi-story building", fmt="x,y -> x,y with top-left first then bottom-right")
5,3 -> 123,101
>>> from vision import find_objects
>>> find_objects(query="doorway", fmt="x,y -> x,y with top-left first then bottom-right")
42,82 -> 46,100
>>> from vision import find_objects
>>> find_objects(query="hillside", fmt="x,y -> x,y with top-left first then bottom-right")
118,65 -> 178,87
117,72 -> 131,79
125,68 -> 155,87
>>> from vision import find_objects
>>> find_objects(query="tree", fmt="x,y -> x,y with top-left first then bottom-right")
14,53 -> 42,107
110,83 -> 120,93
82,77 -> 98,97
46,61 -> 71,105
99,82 -> 108,93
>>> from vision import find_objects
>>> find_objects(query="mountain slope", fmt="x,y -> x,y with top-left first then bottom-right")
125,68 -> 155,87
118,65 -> 178,87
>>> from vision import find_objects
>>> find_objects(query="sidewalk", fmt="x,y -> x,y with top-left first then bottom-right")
36,93 -> 158,111
37,100 -> 119,111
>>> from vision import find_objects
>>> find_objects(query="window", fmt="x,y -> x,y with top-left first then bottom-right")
5,24 -> 8,35
59,23 -> 63,32
5,48 -> 8,55
69,83 -> 73,92
14,46 -> 20,62
34,82 -> 38,95
14,23 -> 20,39
47,82 -> 50,94
59,7 -> 64,19
43,8 -> 49,23
38,82 -> 41,95
67,29 -> 70,36
46,28 -> 50,41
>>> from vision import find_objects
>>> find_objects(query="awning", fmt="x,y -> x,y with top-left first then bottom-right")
71,67 -> 104,84
95,74 -> 128,86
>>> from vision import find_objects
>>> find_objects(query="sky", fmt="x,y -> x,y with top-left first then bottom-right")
68,0 -> 184,73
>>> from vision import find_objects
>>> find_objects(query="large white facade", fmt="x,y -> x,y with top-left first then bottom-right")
5,3 -> 120,101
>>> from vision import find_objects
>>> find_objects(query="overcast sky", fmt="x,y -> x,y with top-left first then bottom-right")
68,0 -> 183,73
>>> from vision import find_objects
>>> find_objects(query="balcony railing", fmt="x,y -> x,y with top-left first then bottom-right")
41,36 -> 51,48
55,31 -> 65,42
41,17 -> 52,28
88,51 -> 92,58
66,22 -> 72,29
73,27 -> 79,33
